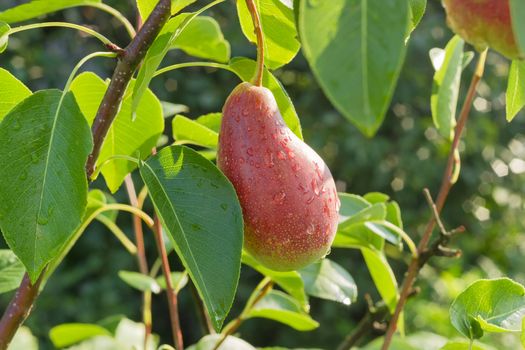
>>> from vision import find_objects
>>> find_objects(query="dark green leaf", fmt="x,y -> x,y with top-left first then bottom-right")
506,60 -> 525,121
0,0 -> 101,23
510,0 -> 525,58
139,146 -> 243,331
242,251 -> 307,307
229,57 -> 303,140
0,90 -> 92,281
49,323 -> 111,348
236,0 -> 300,69
297,0 -> 410,136
0,68 -> 31,120
70,72 -> 163,193
431,36 -> 465,140
450,278 -> 525,339
247,290 -> 319,331
171,16 -> 230,63
118,270 -> 161,294
0,250 -> 25,294
187,335 -> 255,350
298,259 -> 357,305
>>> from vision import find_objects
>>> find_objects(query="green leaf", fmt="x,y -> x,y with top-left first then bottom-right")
156,272 -> 189,292
247,290 -> 319,331
361,248 -> 398,313
0,250 -> 25,294
242,251 -> 308,308
136,0 -> 196,21
171,16 -> 230,63
133,10 -> 211,115
85,189 -> 117,222
236,0 -> 300,69
9,327 -> 38,350
70,72 -> 163,193
162,101 -> 189,118
228,57 -> 303,140
510,0 -> 525,58
363,192 -> 390,204
298,259 -> 357,305
506,60 -> 525,121
338,203 -> 387,230
139,145 -> 243,331
439,341 -> 496,350
450,278 -> 525,339
359,332 -> 448,350
0,21 -> 9,53
114,318 -> 158,350
338,193 -> 371,218
431,36 -> 465,140
196,112 -> 222,133
0,90 -> 92,281
187,335 -> 256,350
172,114 -> 219,148
49,323 -> 111,348
333,223 -> 385,251
0,0 -> 101,23
408,0 -> 426,32
386,201 -> 403,229
118,270 -> 162,294
521,317 -> 525,347
0,68 -> 31,121
297,0 -> 410,136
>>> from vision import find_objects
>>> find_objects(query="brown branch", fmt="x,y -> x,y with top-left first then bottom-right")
153,216 -> 184,350
86,0 -> 172,178
380,49 -> 488,350
0,273 -> 44,350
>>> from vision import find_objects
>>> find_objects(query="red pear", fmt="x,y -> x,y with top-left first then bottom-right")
217,82 -> 340,271
442,0 -> 523,60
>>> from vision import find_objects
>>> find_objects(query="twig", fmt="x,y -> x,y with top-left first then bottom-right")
124,175 -> 152,348
380,49 -> 488,350
0,274 -> 44,350
152,216 -> 184,350
86,0 -> 172,178
245,0 -> 265,86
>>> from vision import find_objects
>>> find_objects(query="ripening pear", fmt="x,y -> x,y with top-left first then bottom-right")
217,82 -> 340,271
442,0 -> 523,60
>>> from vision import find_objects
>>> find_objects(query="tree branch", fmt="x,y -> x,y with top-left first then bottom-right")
380,49 -> 488,350
86,0 -> 172,178
0,274 -> 44,350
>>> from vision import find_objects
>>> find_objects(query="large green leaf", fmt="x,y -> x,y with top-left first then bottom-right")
510,0 -> 525,58
139,145 -> 243,331
136,0 -> 196,21
506,60 -> 525,121
450,278 -> 525,339
0,21 -> 9,53
242,251 -> 307,307
49,323 -> 111,348
70,72 -> 163,193
171,16 -> 230,63
297,0 -> 410,136
0,68 -> 31,121
247,290 -> 319,331
298,259 -> 357,305
431,36 -> 465,140
361,248 -> 398,313
236,0 -> 300,69
229,57 -> 303,140
187,335 -> 256,350
0,249 -> 25,294
0,90 -> 92,281
0,0 -> 101,23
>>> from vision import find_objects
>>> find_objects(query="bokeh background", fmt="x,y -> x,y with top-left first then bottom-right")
1,0 -> 524,348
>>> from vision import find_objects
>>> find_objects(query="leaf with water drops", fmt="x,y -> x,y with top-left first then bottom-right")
0,90 -> 92,281
298,259 -> 357,305
139,145 -> 243,331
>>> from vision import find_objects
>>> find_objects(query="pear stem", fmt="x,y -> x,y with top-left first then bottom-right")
245,0 -> 265,86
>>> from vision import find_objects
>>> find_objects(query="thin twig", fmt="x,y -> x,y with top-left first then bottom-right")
245,0 -> 265,86
380,49 -> 488,350
153,216 -> 184,350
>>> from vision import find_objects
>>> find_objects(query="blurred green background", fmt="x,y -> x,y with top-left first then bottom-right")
1,0 -> 524,349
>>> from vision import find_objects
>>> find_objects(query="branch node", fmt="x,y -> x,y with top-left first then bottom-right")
104,42 -> 125,57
